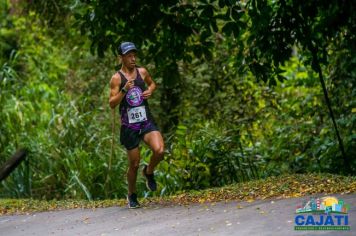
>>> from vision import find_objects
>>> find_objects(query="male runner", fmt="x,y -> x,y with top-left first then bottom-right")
109,42 -> 164,208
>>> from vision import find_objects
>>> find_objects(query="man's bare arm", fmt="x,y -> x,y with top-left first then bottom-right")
109,73 -> 125,108
140,67 -> 156,99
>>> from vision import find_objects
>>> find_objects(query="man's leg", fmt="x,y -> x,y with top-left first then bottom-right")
127,147 -> 141,195
143,131 -> 164,174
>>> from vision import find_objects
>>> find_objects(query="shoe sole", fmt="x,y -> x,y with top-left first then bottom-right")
127,197 -> 141,209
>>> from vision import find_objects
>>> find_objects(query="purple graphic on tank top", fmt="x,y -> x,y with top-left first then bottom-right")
126,86 -> 144,106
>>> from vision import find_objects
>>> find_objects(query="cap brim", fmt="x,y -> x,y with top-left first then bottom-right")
122,49 -> 137,55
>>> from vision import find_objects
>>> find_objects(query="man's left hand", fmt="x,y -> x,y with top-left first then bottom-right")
142,89 -> 152,99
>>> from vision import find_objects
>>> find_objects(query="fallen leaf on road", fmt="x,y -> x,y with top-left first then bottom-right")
2,174 -> 356,216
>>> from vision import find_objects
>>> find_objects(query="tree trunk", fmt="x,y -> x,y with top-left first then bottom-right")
0,149 -> 27,181
308,43 -> 350,173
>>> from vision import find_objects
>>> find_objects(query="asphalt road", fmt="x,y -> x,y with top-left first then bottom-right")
0,194 -> 354,236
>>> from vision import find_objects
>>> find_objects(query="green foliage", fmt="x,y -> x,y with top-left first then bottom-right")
0,1 -> 355,201
0,10 -> 130,200
244,0 -> 356,80
160,122 -> 259,193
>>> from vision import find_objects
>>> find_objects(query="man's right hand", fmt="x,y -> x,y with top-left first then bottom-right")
125,80 -> 135,90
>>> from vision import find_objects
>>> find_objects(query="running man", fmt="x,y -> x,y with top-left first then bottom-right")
109,42 -> 164,208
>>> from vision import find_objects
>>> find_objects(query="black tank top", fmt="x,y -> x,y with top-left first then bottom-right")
118,68 -> 153,130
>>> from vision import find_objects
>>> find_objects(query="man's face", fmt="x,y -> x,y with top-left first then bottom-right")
121,51 -> 137,69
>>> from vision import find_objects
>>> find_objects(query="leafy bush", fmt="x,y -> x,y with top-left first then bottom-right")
156,122 -> 260,195
1,2 -> 354,201
0,11 -> 129,200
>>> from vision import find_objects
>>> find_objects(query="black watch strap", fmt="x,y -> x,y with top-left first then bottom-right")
121,88 -> 128,93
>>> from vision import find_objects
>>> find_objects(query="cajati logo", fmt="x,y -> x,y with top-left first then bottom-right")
294,196 -> 350,231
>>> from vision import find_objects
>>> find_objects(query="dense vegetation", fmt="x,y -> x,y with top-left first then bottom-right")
1,0 -> 355,200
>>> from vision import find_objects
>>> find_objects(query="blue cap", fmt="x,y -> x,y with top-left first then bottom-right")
119,42 -> 137,55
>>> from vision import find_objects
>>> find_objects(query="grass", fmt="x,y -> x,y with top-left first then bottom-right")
1,173 -> 355,215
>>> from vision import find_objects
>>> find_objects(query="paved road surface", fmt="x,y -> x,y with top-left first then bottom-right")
0,194 -> 354,236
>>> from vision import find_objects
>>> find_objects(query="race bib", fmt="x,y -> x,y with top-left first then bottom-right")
127,106 -> 147,124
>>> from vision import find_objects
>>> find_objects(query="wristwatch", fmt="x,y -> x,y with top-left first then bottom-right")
121,87 -> 128,93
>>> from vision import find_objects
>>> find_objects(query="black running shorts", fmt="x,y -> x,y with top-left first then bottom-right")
120,122 -> 159,150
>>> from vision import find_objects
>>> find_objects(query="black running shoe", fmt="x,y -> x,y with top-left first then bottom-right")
127,193 -> 140,209
142,165 -> 157,191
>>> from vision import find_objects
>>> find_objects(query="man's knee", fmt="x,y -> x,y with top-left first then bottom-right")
153,145 -> 164,159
